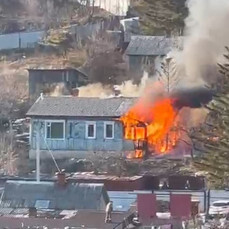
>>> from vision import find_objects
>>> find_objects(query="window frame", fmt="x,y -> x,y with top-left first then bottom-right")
104,121 -> 114,139
85,121 -> 96,139
45,120 -> 65,140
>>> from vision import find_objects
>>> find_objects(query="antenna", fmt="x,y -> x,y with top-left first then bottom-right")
36,130 -> 40,183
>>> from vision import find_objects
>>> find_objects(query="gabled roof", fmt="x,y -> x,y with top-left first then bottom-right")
28,67 -> 88,79
1,181 -> 109,211
27,96 -> 136,118
125,36 -> 183,56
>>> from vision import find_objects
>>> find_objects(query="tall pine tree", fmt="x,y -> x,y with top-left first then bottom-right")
129,0 -> 187,35
191,48 -> 229,188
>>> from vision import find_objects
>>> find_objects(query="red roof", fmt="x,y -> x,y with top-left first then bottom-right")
68,172 -> 145,191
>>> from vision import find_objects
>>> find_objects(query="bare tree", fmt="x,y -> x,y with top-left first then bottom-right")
157,57 -> 180,93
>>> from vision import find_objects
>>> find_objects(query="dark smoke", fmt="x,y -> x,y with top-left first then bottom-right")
171,87 -> 213,109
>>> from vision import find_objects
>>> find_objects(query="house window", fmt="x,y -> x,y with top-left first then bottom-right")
104,122 -> 114,139
62,71 -> 69,82
46,121 -> 65,139
35,200 -> 50,209
86,122 -> 96,139
69,122 -> 73,138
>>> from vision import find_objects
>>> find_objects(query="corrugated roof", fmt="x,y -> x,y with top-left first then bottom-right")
27,96 -> 136,118
70,172 -> 142,181
125,36 -> 183,56
1,181 -> 109,211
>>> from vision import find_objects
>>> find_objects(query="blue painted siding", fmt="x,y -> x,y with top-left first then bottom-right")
30,118 -> 134,152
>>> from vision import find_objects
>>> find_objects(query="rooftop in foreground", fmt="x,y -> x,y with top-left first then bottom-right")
1,180 -> 109,211
0,210 -> 134,228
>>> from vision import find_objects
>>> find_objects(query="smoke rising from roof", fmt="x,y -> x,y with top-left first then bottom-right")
77,72 -> 151,98
176,0 -> 229,87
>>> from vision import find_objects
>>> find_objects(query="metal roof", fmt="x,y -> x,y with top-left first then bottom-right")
27,96 -> 136,118
69,172 -> 142,181
0,210 -> 133,228
28,67 -> 88,78
1,181 -> 109,211
108,191 -> 137,212
125,36 -> 183,56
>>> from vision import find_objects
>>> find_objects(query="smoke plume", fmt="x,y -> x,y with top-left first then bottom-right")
171,87 -> 213,109
176,0 -> 229,87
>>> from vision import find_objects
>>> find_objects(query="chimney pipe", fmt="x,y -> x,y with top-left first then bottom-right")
56,170 -> 67,186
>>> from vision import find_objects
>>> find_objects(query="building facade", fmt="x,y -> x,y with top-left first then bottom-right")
28,68 -> 88,100
27,96 -> 136,159
125,36 -> 183,78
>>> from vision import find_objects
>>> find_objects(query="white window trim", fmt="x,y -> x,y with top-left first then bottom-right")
86,121 -> 96,139
104,121 -> 114,139
45,120 -> 65,140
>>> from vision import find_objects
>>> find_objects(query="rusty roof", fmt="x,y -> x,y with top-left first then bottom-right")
0,210 -> 134,228
69,172 -> 142,181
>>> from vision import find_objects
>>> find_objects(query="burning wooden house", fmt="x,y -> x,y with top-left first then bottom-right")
27,88 -> 200,161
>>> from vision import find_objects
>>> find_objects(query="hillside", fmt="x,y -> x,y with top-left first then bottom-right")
0,0 -> 99,34
130,0 -> 188,35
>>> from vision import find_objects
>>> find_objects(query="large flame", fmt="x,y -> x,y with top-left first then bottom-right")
121,97 -> 180,157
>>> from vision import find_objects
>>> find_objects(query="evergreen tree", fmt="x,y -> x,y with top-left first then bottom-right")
130,0 -> 187,35
191,48 -> 229,188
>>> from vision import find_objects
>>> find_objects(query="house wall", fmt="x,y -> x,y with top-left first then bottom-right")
29,70 -> 86,99
29,118 -> 134,159
127,55 -> 164,77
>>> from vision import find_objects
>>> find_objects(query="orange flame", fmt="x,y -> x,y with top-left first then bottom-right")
121,97 -> 180,156
126,150 -> 143,159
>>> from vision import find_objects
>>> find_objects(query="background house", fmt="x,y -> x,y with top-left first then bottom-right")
27,96 -> 136,160
125,36 -> 183,78
28,68 -> 88,100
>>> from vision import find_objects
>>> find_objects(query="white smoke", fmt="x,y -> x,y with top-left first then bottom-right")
115,71 -> 150,97
78,71 -> 151,98
78,83 -> 113,98
176,0 -> 229,87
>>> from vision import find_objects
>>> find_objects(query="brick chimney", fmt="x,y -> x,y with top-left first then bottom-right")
56,170 -> 67,186
71,88 -> 79,97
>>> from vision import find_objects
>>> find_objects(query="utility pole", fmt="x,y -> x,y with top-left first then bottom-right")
36,131 -> 40,183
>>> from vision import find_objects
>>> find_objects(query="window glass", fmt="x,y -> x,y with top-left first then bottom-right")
46,122 -> 64,139
35,200 -> 50,209
105,123 -> 114,139
87,123 -> 95,138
